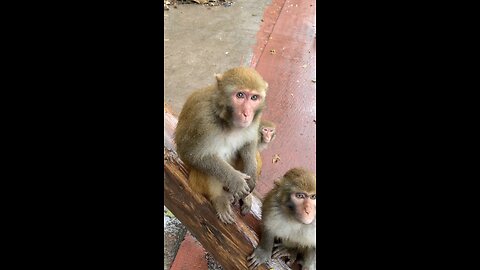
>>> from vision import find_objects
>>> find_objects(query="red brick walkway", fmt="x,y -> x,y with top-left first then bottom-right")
251,0 -> 316,198
170,0 -> 316,268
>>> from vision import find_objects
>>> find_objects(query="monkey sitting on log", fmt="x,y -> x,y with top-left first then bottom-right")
247,168 -> 316,270
175,67 -> 269,224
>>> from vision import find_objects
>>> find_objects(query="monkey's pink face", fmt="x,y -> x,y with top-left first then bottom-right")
291,192 -> 316,224
261,127 -> 275,143
231,90 -> 263,128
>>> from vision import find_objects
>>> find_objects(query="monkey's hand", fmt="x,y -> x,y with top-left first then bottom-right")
272,243 -> 298,266
245,174 -> 256,193
247,247 -> 270,270
272,243 -> 294,260
227,170 -> 251,199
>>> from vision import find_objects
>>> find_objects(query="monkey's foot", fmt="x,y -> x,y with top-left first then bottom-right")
216,209 -> 235,224
212,195 -> 236,224
247,248 -> 270,270
240,194 -> 253,215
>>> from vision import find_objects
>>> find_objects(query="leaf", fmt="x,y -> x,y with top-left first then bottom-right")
272,154 -> 281,164
164,209 -> 175,218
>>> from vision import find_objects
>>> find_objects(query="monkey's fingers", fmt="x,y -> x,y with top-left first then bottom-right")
232,184 -> 251,199
217,211 -> 235,224
247,257 -> 261,270
272,249 -> 290,259
237,171 -> 251,181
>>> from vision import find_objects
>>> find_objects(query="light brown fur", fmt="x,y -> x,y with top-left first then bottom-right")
248,168 -> 316,270
258,120 -> 276,152
175,67 -> 269,224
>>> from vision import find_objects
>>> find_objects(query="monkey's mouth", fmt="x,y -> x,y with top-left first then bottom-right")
235,119 -> 252,128
299,215 -> 315,225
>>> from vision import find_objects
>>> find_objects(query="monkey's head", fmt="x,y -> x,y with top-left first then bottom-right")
260,120 -> 276,144
277,168 -> 316,225
215,67 -> 268,129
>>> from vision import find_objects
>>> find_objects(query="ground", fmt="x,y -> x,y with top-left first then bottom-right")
164,0 -> 272,114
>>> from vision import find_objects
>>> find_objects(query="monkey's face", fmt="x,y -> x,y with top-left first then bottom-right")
290,191 -> 316,224
261,126 -> 276,143
231,89 -> 263,128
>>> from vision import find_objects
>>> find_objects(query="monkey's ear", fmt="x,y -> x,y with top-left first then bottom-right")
215,73 -> 223,81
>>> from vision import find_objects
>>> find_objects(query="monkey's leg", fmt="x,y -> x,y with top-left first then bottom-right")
188,169 -> 211,199
209,178 -> 236,224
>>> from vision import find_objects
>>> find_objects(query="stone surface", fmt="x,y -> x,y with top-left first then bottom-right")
164,206 -> 187,270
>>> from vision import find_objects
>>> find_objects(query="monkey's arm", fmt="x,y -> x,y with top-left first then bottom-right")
247,227 -> 275,269
188,154 -> 251,198
238,142 -> 258,191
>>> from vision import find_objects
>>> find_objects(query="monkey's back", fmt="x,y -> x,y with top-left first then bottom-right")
175,86 -> 217,162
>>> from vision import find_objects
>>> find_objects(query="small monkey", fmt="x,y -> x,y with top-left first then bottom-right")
250,120 -> 276,181
257,120 -> 276,152
234,119 -> 276,213
247,168 -> 316,270
175,67 -> 269,224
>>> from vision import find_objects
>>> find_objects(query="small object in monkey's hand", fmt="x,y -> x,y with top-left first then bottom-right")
272,154 -> 281,163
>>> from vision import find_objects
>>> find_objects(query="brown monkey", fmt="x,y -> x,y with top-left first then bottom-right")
257,120 -> 276,152
175,67 -> 269,224
247,168 -> 316,270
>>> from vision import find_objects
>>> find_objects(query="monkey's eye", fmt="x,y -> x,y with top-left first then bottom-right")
263,128 -> 268,132
251,95 -> 259,100
295,193 -> 306,199
310,194 -> 316,200
236,92 -> 245,98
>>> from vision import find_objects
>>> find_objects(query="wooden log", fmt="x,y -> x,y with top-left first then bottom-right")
164,105 -> 290,270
